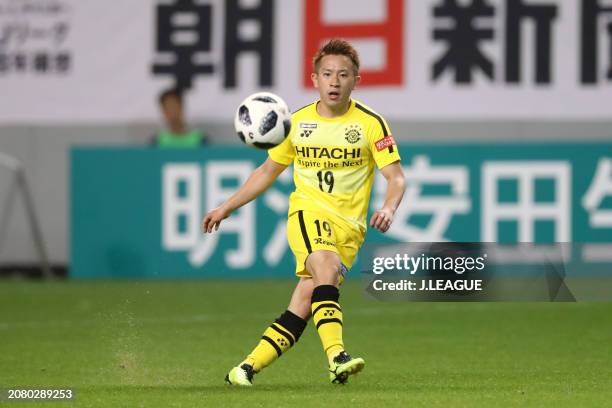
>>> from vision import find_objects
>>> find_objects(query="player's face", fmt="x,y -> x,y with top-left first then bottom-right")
311,54 -> 360,113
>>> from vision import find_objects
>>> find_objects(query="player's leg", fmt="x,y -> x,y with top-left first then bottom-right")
289,210 -> 344,366
225,279 -> 310,386
240,281 -> 310,371
307,250 -> 364,384
306,250 -> 343,360
287,210 -> 363,383
287,277 -> 314,319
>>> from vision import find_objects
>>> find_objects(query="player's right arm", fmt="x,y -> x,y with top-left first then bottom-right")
201,157 -> 287,233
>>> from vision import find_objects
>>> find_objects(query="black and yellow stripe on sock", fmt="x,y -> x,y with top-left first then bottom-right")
243,310 -> 307,372
311,285 -> 344,364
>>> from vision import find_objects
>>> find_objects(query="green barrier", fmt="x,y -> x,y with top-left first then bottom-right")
71,144 -> 612,278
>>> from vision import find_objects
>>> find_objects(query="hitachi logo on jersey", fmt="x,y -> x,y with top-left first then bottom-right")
294,146 -> 361,159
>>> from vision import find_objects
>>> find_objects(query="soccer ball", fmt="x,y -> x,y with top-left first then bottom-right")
234,92 -> 292,149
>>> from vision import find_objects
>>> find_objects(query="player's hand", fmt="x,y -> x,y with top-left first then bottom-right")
370,208 -> 394,233
201,206 -> 231,233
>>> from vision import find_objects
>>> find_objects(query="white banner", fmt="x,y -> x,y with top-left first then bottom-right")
0,0 -> 611,123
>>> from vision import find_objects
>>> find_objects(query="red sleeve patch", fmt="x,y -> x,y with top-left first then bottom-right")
375,135 -> 396,151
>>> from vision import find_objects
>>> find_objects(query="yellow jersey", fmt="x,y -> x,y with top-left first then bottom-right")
268,99 -> 401,234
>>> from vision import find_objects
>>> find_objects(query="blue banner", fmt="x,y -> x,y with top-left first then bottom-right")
71,144 -> 612,278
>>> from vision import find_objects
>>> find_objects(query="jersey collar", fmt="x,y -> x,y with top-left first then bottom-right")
313,99 -> 355,122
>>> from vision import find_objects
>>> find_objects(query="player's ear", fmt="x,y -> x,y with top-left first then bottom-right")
311,72 -> 319,89
354,74 -> 361,89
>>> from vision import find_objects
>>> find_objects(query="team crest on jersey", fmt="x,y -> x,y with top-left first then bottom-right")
344,124 -> 362,144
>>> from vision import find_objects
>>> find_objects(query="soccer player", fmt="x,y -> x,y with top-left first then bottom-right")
202,39 -> 406,385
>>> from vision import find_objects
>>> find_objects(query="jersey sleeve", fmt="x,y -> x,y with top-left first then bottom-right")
367,115 -> 401,169
268,128 -> 295,165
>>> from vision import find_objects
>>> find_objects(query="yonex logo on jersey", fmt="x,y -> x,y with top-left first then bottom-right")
344,124 -> 362,144
300,130 -> 313,138
375,135 -> 396,151
299,123 -> 318,129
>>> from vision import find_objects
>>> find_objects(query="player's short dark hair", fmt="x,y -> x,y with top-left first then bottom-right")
312,38 -> 360,75
158,88 -> 183,106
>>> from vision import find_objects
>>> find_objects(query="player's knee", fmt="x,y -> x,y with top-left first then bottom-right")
325,257 -> 342,275
307,252 -> 339,274
308,257 -> 341,286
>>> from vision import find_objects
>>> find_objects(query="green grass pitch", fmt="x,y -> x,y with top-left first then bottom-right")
1,279 -> 611,407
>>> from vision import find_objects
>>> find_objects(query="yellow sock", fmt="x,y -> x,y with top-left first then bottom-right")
311,285 -> 344,365
242,310 -> 307,372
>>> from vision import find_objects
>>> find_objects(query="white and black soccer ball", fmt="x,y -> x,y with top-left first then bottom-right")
234,92 -> 292,149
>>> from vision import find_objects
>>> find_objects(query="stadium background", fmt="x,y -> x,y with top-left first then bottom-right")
1,0 -> 611,406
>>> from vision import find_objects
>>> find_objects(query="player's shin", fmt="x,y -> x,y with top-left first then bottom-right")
311,285 -> 344,364
242,310 -> 307,372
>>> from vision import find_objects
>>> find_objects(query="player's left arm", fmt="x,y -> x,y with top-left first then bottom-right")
370,161 -> 405,233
